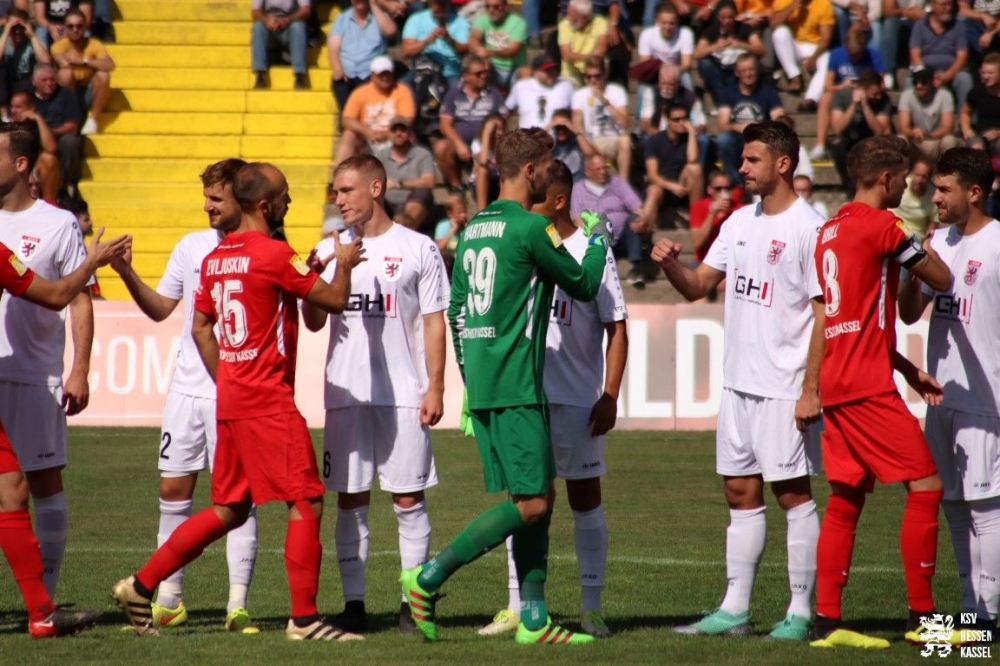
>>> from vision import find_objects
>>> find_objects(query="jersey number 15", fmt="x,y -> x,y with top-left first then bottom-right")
210,279 -> 249,348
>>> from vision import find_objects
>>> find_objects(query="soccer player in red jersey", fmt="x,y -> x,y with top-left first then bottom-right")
0,120 -> 130,637
812,135 -> 954,649
112,162 -> 368,641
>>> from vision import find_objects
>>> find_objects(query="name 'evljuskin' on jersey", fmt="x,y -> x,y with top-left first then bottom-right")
448,199 -> 606,410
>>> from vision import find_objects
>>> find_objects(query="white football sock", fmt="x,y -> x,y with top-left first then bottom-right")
943,500 -> 980,613
156,498 -> 192,608
784,499 -> 818,619
226,506 -> 257,612
503,535 -> 520,610
335,505 -> 370,603
395,500 -> 431,601
573,506 -> 608,614
971,497 -> 1000,621
719,506 -> 766,615
33,492 -> 67,599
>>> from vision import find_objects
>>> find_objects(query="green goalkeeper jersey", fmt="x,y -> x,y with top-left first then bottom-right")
448,199 -> 606,410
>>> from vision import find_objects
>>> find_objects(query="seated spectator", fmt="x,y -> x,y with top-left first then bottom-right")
637,3 -> 695,91
401,0 -> 470,86
471,113 -> 504,209
572,154 -> 652,287
49,8 -> 112,135
660,0 -> 716,30
433,193 -> 468,272
890,156 -> 938,240
374,115 -> 435,228
434,54 -> 506,192
10,88 -> 58,201
810,25 -> 884,159
571,56 -> 631,178
770,0 -> 836,111
898,66 -> 961,162
469,0 -> 527,93
693,1 -> 765,111
959,0 -> 1000,58
644,103 -> 704,220
716,53 -> 784,185
689,170 -> 745,264
638,63 -> 711,172
961,52 -> 1000,160
735,0 -> 777,71
0,8 -> 48,119
880,0 -> 924,89
550,107 -> 590,181
504,54 -> 574,129
327,0 -> 397,112
909,0 -> 974,110
32,63 -> 82,199
33,0 -> 90,50
827,69 -> 892,198
250,0 -> 310,90
792,174 -> 829,217
90,0 -> 113,43
335,56 -> 416,163
831,0 -> 880,51
568,0 -> 634,87
558,0 -> 608,87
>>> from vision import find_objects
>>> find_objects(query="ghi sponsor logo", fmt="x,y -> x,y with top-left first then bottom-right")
551,297 -> 573,326
346,290 -> 398,318
732,270 -> 774,307
933,293 -> 973,325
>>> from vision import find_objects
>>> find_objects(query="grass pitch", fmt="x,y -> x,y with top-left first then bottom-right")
0,428 -> 967,665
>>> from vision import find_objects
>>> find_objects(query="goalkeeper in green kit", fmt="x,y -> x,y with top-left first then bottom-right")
399,130 -> 610,645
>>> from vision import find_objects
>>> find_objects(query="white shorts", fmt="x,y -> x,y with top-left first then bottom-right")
159,391 -> 217,475
924,406 -> 1000,501
323,406 -> 437,494
550,403 -> 606,480
0,381 -> 66,472
716,388 -> 821,481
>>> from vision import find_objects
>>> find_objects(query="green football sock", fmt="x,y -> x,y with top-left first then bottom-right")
513,510 -> 552,630
417,500 -> 524,592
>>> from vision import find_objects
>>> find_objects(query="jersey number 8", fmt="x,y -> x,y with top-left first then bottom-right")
462,247 -> 497,316
210,279 -> 249,348
822,249 -> 841,317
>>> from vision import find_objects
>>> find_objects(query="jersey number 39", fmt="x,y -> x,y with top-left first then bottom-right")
462,247 -> 497,316
210,279 -> 249,347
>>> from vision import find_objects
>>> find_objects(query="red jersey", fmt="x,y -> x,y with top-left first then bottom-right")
815,202 -> 924,406
0,242 -> 35,297
194,231 -> 318,420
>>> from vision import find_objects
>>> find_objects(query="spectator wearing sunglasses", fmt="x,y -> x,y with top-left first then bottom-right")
49,7 -> 113,135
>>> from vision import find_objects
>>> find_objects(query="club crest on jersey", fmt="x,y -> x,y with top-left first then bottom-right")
382,256 -> 403,283
766,240 -> 786,265
19,235 -> 40,260
965,260 -> 982,286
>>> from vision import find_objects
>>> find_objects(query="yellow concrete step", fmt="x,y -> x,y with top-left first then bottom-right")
86,135 -> 243,159
114,22 -> 251,46
88,206 -> 326,232
84,158 -> 330,184
241,135 -> 334,160
109,45 -> 330,70
244,114 -> 335,137
113,68 -> 332,91
246,91 -> 335,114
95,112 -> 335,137
81,182 -> 328,207
105,90 -> 250,113
116,0 -> 252,22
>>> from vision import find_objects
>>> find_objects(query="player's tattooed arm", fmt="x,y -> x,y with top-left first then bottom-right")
192,309 -> 219,382
892,350 -> 943,406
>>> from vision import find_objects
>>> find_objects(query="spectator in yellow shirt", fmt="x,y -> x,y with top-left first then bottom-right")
49,8 -> 113,135
558,0 -> 608,86
770,0 -> 835,111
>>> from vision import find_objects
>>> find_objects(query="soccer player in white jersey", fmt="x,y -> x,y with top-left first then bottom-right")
652,120 -> 825,640
477,159 -> 628,638
109,159 -> 260,633
0,130 -> 95,601
898,147 -> 1000,633
302,154 -> 448,634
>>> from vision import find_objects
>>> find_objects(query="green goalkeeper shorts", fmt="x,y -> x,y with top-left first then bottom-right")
471,404 -> 555,496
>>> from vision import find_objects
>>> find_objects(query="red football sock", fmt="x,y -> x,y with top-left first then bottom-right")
816,491 -> 865,619
0,510 -> 54,622
285,512 -> 322,618
901,489 -> 942,613
136,507 -> 229,592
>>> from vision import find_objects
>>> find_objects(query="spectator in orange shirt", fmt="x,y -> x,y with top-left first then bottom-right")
49,8 -> 113,135
335,56 -> 416,164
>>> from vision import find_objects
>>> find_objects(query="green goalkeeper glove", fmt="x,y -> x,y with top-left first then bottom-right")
459,388 -> 475,437
580,210 -> 612,249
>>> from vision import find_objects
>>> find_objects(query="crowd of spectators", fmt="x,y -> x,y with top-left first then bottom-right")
311,0 -> 1000,285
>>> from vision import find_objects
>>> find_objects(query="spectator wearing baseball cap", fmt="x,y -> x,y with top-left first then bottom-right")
335,56 -> 416,164
373,115 -> 436,229
504,54 -> 575,130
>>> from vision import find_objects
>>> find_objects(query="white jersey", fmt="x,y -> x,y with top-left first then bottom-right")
505,77 -> 575,130
315,223 -> 449,409
923,220 -> 1000,416
0,200 -> 87,386
155,229 -> 222,400
545,229 -> 627,408
637,25 -> 694,67
703,197 -> 824,400
571,83 -> 629,138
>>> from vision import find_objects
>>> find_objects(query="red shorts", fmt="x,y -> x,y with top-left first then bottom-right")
0,422 -> 20,474
823,391 -> 938,492
212,411 -> 325,506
